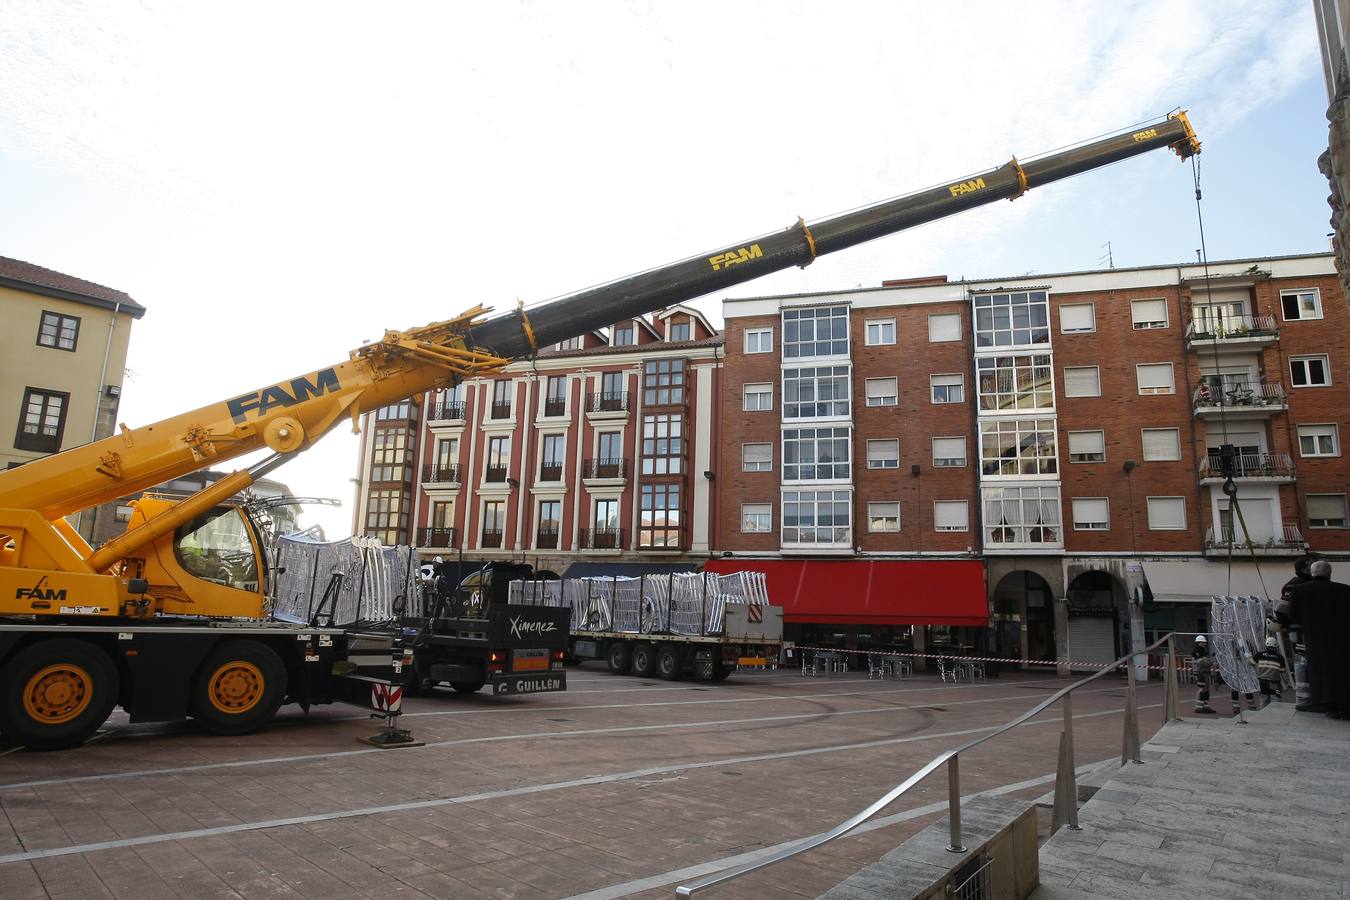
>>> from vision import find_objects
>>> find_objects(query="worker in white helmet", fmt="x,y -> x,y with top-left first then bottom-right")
1192,634 -> 1215,714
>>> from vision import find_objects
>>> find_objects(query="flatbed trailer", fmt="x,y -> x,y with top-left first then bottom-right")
570,611 -> 784,682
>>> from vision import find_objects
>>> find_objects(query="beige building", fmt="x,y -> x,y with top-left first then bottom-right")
0,256 -> 145,540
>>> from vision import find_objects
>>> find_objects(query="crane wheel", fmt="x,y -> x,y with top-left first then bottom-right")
0,639 -> 120,750
190,640 -> 286,736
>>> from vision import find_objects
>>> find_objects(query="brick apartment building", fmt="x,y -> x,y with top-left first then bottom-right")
351,306 -> 723,580
711,252 -> 1350,670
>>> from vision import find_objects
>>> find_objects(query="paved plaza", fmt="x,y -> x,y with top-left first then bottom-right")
1,665 -> 1172,899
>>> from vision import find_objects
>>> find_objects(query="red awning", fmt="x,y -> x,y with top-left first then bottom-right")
705,558 -> 988,626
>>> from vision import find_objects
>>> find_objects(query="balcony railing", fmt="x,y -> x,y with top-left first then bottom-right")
489,401 -> 513,420
1204,524 -> 1307,553
1185,314 -> 1277,342
480,530 -> 503,549
421,463 -> 461,484
484,465 -> 509,483
1199,451 -> 1295,480
584,457 -> 628,479
579,527 -> 624,550
535,528 -> 559,549
587,391 -> 629,413
539,463 -> 564,482
543,398 -> 567,417
427,400 -> 465,421
416,526 -> 458,548
1192,381 -> 1286,411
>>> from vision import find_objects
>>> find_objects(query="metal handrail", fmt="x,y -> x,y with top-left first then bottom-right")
676,632 -> 1181,896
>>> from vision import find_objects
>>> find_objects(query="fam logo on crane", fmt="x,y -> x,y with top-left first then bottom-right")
226,368 -> 341,424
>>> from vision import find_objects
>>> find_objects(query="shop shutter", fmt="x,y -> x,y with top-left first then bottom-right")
1067,616 -> 1117,670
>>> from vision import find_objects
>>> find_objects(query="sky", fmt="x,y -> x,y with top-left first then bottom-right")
0,0 -> 1331,539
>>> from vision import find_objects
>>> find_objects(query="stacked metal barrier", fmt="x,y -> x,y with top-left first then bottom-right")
270,534 -> 419,625
509,570 -> 768,636
1210,594 -> 1267,695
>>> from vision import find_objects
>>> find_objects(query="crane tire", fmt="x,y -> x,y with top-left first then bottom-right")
0,639 -> 120,751
190,639 -> 287,736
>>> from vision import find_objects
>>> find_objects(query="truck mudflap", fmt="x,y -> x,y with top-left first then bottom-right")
489,670 -> 567,696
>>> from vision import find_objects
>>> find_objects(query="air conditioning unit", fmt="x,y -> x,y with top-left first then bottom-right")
104,384 -> 121,398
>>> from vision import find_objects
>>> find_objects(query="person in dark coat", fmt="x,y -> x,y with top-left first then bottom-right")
1278,554 -> 1317,707
1192,635 -> 1216,714
1284,560 -> 1350,718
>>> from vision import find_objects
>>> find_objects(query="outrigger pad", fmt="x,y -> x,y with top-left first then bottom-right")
359,726 -> 424,749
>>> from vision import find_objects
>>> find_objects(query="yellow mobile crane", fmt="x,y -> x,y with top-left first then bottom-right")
0,113 -> 1200,749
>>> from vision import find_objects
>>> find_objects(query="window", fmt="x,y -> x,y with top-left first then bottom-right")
867,439 -> 899,469
1062,366 -> 1101,398
1072,497 -> 1110,531
430,501 -> 454,529
930,373 -> 964,404
1281,288 -> 1322,321
783,305 -> 849,359
933,500 -> 968,532
865,319 -> 896,346
1297,423 -> 1340,457
535,500 -> 561,547
37,311 -> 80,351
641,413 -> 682,474
365,489 -> 409,546
491,379 -> 513,418
976,354 -> 1054,411
973,290 -> 1049,348
783,427 -> 850,481
1146,496 -> 1186,530
745,327 -> 774,354
1059,303 -> 1095,334
556,336 -> 583,351
669,321 -> 691,342
540,434 -> 566,480
864,377 -> 898,407
613,326 -> 636,346
14,387 -> 69,453
1130,298 -> 1168,330
742,442 -> 773,472
376,400 -> 413,420
1136,363 -> 1175,395
979,418 -> 1058,476
782,489 -> 851,544
1067,430 -> 1106,463
868,502 -> 900,533
544,376 -> 567,415
1307,494 -> 1349,528
743,382 -> 773,411
174,508 -> 261,590
485,436 -> 510,481
600,371 -> 625,405
741,503 -> 772,533
783,366 -> 850,418
115,504 -> 134,523
983,485 -> 1061,545
481,500 -> 506,546
598,431 -> 622,463
435,438 -> 458,467
644,358 -> 685,405
369,427 -> 409,481
593,499 -> 619,532
1141,427 -> 1181,461
932,436 -> 967,468
928,313 -> 962,343
639,483 -> 682,548
1290,355 -> 1331,387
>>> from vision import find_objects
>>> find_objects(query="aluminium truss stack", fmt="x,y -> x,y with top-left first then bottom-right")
270,534 -> 419,625
1210,594 -> 1267,695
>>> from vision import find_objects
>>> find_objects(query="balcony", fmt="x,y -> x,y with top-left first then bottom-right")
1204,524 -> 1307,556
543,398 -> 567,417
1185,314 -> 1278,352
583,457 -> 628,483
427,400 -> 466,424
489,401 -> 513,421
539,463 -> 564,482
1192,381 -> 1287,417
421,463 -> 461,487
579,527 -> 624,550
484,465 -> 510,484
535,528 -> 559,549
586,391 -> 630,422
417,526 -> 458,549
481,530 -> 503,549
1199,451 -> 1295,483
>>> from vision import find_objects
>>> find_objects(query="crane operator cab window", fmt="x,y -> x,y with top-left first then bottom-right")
174,508 -> 260,592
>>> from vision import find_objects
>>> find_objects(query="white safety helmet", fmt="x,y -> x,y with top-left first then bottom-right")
1194,634 -> 1207,644
1266,636 -> 1278,649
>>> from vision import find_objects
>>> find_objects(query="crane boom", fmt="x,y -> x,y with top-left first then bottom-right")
0,112 -> 1199,586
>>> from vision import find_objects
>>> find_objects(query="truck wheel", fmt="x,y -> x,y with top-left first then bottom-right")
450,680 -> 485,694
606,641 -> 632,675
712,661 -> 734,681
656,645 -> 681,680
0,639 -> 120,750
190,640 -> 286,736
630,643 -> 657,677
